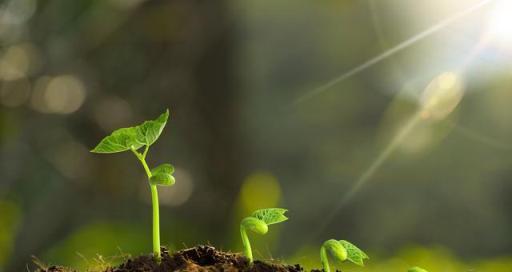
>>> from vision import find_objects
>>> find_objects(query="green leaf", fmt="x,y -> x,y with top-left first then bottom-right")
137,109 -> 169,146
91,127 -> 144,153
408,267 -> 428,272
251,208 -> 288,225
149,163 -> 175,186
91,109 -> 170,154
339,240 -> 369,266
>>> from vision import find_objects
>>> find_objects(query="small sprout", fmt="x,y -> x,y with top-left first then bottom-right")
240,208 -> 288,263
91,109 -> 174,261
408,267 -> 429,272
320,239 -> 368,272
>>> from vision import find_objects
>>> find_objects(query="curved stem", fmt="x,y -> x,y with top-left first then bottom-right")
320,245 -> 330,272
240,225 -> 253,263
138,154 -> 152,178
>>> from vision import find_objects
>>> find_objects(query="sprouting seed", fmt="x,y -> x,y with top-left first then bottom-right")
320,239 -> 368,272
240,208 -> 288,263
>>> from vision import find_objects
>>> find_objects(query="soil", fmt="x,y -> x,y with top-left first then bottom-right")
36,245 -> 305,272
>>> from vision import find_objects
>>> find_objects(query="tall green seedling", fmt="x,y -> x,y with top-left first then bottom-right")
240,208 -> 288,263
91,109 -> 175,260
320,239 -> 369,272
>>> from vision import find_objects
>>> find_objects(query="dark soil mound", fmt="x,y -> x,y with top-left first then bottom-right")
36,245 -> 304,272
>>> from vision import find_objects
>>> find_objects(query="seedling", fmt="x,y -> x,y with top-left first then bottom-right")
91,109 -> 174,260
320,239 -> 369,272
408,267 -> 428,272
240,208 -> 288,263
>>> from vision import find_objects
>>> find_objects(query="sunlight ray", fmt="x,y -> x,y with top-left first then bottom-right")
310,70 -> 467,239
451,122 -> 512,150
311,112 -> 424,240
291,0 -> 494,107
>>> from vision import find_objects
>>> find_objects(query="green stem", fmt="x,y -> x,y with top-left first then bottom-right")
132,148 -> 161,261
142,145 -> 150,160
320,245 -> 330,272
150,184 -> 161,259
240,225 -> 253,263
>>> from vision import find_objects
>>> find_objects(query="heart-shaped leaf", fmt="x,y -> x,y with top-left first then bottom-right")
251,208 -> 288,225
137,109 -> 169,146
91,109 -> 169,154
149,163 -> 175,186
91,127 -> 144,153
339,240 -> 369,266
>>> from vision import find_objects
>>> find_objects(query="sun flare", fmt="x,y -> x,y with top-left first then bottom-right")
486,1 -> 512,48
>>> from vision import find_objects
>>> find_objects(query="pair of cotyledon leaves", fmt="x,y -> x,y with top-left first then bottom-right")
91,109 -> 175,186
148,163 -> 175,186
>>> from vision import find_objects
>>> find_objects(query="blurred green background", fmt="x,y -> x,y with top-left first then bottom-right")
1,0 -> 512,271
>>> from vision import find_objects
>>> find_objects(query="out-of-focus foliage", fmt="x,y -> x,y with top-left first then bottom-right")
0,200 -> 20,267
